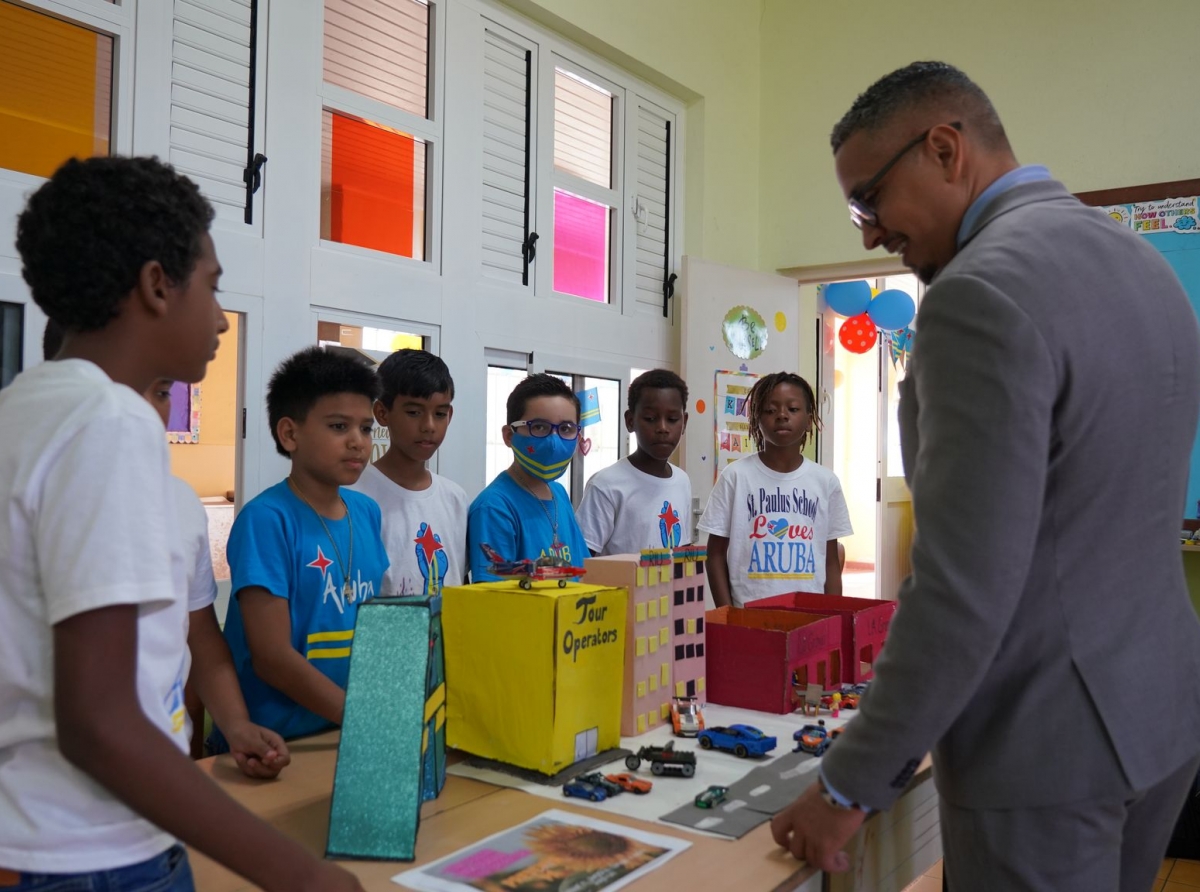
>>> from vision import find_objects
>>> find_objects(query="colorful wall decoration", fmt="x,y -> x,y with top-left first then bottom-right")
714,369 -> 759,478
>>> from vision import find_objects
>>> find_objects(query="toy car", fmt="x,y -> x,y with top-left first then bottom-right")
605,773 -> 653,794
695,785 -> 728,809
670,696 -> 706,737
793,720 -> 830,756
624,742 -> 696,777
562,778 -> 608,802
576,772 -> 623,796
479,543 -> 586,589
696,724 -> 777,758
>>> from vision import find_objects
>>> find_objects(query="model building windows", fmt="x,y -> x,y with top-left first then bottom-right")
685,644 -> 695,659
695,617 -> 704,634
674,590 -> 684,606
674,644 -> 685,661
674,561 -> 684,580
685,587 -> 695,603
696,643 -> 704,658
674,618 -> 685,635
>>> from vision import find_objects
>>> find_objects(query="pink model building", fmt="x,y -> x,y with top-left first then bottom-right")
584,545 -> 709,737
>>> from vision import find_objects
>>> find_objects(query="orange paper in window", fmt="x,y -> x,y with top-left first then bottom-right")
328,114 -> 417,258
0,3 -> 112,178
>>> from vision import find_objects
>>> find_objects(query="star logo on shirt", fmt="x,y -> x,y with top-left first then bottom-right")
307,546 -> 333,576
659,501 -> 682,548
414,524 -> 445,565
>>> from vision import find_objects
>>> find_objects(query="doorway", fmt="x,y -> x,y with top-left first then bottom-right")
825,274 -> 921,600
168,310 -> 243,621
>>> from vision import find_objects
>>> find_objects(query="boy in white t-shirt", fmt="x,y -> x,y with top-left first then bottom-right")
351,349 -> 467,595
43,323 -> 291,778
1,157 -> 360,891
577,369 -> 693,555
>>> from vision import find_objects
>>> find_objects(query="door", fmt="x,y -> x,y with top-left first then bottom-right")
679,257 -> 805,547
875,275 -> 920,602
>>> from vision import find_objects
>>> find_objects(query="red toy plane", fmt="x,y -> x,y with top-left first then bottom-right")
479,543 -> 586,589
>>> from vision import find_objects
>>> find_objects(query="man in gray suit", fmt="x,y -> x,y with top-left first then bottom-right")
770,62 -> 1200,890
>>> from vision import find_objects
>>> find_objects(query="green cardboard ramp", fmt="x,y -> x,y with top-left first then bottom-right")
327,597 -> 433,861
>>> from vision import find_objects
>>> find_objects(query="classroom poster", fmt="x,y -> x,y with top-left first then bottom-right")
1131,197 -> 1199,234
714,370 -> 760,480
392,809 -> 689,892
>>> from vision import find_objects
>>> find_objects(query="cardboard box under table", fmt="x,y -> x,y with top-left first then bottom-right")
443,581 -> 627,775
747,593 -> 897,682
705,607 -> 843,714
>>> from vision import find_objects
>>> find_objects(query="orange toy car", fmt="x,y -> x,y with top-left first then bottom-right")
604,773 -> 653,794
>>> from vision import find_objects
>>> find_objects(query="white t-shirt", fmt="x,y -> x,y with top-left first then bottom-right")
576,458 -> 693,555
698,453 -> 853,607
171,475 -> 217,613
0,360 -> 190,872
350,464 -> 468,596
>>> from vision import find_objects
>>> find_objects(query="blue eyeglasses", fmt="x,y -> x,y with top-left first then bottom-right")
510,418 -> 580,440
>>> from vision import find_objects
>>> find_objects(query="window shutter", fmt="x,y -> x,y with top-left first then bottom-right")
481,27 -> 532,285
169,0 -> 255,226
633,101 -> 674,316
323,0 -> 430,119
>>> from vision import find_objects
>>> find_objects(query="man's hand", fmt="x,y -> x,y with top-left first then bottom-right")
223,720 -> 290,780
769,781 -> 867,871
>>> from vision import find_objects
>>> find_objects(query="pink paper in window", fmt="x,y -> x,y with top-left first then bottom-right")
554,190 -> 608,302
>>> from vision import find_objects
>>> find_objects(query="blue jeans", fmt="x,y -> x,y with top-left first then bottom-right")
6,845 -> 193,892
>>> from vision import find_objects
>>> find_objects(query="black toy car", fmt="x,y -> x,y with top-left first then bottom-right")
576,772 -> 623,796
624,741 -> 696,777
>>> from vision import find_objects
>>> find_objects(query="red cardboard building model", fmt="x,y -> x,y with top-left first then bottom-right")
747,593 -> 897,683
704,607 -> 843,714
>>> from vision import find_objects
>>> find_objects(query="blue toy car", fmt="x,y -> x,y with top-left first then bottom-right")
696,724 -> 777,758
562,778 -> 608,802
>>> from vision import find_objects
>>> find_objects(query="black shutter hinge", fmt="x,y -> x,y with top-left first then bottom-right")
522,231 -> 539,267
662,272 -> 678,318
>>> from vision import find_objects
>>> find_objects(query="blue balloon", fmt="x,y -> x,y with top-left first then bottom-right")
823,280 -> 872,317
867,289 -> 916,331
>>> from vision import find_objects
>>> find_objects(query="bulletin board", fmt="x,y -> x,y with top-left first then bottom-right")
714,370 -> 760,479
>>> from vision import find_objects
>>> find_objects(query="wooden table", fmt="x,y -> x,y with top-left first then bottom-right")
188,734 -> 937,892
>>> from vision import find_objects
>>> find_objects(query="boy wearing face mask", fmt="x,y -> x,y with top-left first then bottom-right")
467,374 -> 589,582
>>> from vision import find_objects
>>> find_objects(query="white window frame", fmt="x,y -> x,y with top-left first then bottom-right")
538,58 -> 624,312
0,0 -> 134,194
317,0 -> 446,274
458,0 -> 684,324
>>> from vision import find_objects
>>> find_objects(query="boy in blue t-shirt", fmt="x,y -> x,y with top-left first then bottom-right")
467,373 -> 589,581
214,347 -> 389,748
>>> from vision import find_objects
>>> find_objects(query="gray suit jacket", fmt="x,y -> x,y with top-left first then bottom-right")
822,179 -> 1200,810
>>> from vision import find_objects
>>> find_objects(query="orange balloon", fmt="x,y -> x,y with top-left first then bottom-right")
695,399 -> 707,414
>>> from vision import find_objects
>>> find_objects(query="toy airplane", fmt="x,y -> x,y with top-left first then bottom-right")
479,543 -> 586,590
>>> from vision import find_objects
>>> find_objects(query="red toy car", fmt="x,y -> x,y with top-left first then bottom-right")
604,773 -> 653,794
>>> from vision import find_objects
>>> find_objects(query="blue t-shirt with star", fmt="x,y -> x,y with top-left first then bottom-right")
217,480 -> 389,742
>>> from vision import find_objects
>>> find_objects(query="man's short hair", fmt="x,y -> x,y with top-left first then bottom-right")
830,61 -> 1009,154
16,156 -> 214,333
377,349 -> 455,407
506,373 -> 580,425
628,369 -> 689,413
267,347 -> 380,457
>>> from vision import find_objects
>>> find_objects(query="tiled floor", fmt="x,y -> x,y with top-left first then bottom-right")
903,859 -> 1200,891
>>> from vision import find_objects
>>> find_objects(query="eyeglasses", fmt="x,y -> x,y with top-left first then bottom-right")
510,418 -> 580,440
848,121 -> 962,230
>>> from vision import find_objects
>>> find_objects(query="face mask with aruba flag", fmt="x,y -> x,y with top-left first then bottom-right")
511,432 -> 577,481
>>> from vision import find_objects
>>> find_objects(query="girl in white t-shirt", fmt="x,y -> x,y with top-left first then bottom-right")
699,372 -> 853,607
